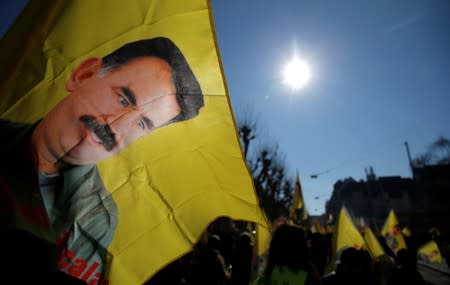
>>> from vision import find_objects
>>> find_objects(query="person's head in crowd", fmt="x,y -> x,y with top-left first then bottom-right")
237,231 -> 253,249
264,224 -> 310,279
336,247 -> 374,284
396,248 -> 417,269
271,216 -> 289,232
208,234 -> 222,251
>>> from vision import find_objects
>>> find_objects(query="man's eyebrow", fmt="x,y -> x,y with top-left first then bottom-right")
121,87 -> 136,106
143,117 -> 153,130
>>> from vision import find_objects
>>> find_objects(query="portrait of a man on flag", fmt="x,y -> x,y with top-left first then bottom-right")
1,36 -> 204,283
0,1 -> 269,284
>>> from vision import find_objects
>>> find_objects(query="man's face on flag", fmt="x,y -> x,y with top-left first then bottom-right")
34,56 -> 180,166
392,224 -> 401,236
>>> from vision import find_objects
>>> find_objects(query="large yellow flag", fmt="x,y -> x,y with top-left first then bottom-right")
381,210 -> 407,255
364,226 -> 385,258
289,173 -> 305,219
0,1 -> 268,284
335,207 -> 366,253
418,241 -> 442,264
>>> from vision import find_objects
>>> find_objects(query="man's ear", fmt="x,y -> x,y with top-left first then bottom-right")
66,57 -> 102,92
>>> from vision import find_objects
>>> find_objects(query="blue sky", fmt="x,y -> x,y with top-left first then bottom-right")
2,1 -> 450,215
210,0 -> 450,215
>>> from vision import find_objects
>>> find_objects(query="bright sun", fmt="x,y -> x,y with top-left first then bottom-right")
282,56 -> 311,90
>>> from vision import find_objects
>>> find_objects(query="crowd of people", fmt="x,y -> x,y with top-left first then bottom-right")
2,216 -> 447,284
145,218 -> 449,285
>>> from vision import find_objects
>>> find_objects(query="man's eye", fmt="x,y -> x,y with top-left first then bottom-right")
119,95 -> 129,107
137,120 -> 145,130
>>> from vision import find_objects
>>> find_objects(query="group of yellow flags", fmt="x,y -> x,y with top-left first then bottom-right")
332,207 -> 443,264
289,174 -> 443,267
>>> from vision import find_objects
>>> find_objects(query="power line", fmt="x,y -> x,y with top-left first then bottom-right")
309,142 -> 408,179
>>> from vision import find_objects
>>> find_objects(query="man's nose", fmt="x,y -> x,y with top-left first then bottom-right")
101,112 -> 137,139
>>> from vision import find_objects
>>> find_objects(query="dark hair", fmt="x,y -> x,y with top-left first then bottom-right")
208,234 -> 222,250
102,37 -> 204,123
337,248 -> 374,283
264,224 -> 310,280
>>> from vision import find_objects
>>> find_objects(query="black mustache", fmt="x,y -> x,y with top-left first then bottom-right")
79,115 -> 116,151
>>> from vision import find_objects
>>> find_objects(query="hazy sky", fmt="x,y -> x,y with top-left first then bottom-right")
2,1 -> 449,215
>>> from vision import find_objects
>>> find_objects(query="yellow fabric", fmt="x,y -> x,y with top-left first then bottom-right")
336,207 -> 366,253
402,226 -> 411,237
381,210 -> 407,254
365,226 -> 385,258
290,174 -> 305,218
324,207 -> 365,274
418,241 -> 442,264
0,1 -> 268,284
302,208 -> 309,221
256,222 -> 271,256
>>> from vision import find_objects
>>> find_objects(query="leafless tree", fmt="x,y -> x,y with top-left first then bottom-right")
238,116 -> 292,221
412,136 -> 450,167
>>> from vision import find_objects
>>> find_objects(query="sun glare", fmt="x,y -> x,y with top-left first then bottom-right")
282,56 -> 311,91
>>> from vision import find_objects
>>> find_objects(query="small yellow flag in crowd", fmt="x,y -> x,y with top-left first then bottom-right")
364,226 -> 385,258
290,173 -> 305,219
418,241 -> 442,264
381,210 -> 407,255
336,207 -> 366,253
402,226 -> 412,237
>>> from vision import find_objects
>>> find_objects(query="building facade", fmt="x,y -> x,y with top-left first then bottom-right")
325,165 -> 450,236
